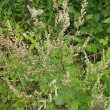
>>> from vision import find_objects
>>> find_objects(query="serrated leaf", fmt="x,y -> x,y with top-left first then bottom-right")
103,17 -> 110,23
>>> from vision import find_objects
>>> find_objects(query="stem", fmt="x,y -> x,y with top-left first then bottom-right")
61,57 -> 65,73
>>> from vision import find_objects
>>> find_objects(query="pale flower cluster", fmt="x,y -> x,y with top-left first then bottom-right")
62,72 -> 71,86
27,5 -> 44,17
75,0 -> 88,36
79,0 -> 88,23
55,0 -> 70,38
31,8 -> 43,17
23,31 -> 34,37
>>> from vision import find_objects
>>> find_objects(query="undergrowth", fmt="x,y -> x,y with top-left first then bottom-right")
0,0 -> 110,110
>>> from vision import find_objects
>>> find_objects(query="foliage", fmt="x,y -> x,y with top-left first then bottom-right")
0,0 -> 110,110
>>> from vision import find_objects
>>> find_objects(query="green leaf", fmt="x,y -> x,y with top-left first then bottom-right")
65,39 -> 71,45
42,42 -> 47,48
103,41 -> 107,45
103,17 -> 110,23
30,32 -> 35,37
99,73 -> 109,79
69,6 -> 74,13
91,44 -> 97,53
16,32 -> 20,37
67,99 -> 80,110
72,8 -> 80,20
17,84 -> 22,92
101,10 -> 109,17
2,28 -> 8,33
106,27 -> 110,33
106,47 -> 110,57
75,37 -> 81,42
54,50 -> 62,58
99,39 -> 104,43
25,36 -> 30,40
19,36 -> 24,40
88,26 -> 94,34
86,45 -> 92,53
16,108 -> 22,110
66,65 -> 80,74
21,78 -> 28,86
61,45 -> 70,55
80,27 -> 87,34
13,101 -> 19,107
54,96 -> 65,106
71,77 -> 80,86
105,36 -> 109,41
2,98 -> 7,103
17,37 -> 20,42
96,25 -> 103,32
105,0 -> 110,5
63,57 -> 73,66
94,13 -> 100,22
15,24 -> 20,29
29,37 -> 36,44
45,103 -> 55,110
12,58 -> 19,64
30,44 -> 35,49
86,14 -> 93,20
38,80 -> 48,92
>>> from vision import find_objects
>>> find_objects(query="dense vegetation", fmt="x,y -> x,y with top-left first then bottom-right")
0,0 -> 110,110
